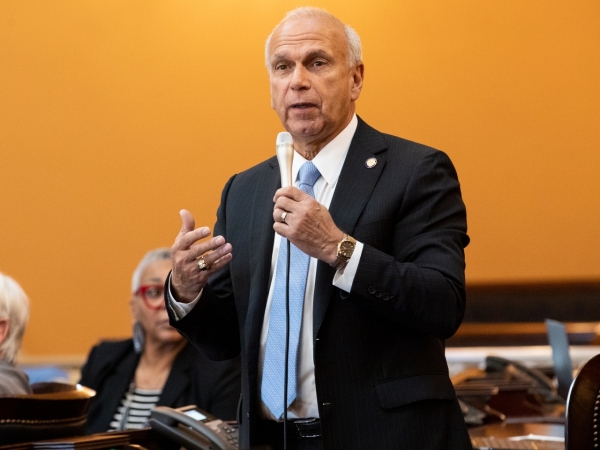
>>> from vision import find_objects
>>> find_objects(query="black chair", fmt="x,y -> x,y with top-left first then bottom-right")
565,353 -> 600,450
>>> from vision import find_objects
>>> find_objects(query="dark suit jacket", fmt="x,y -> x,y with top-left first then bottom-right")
78,339 -> 241,434
169,117 -> 471,449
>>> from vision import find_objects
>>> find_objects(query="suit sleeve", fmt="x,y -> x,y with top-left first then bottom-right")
202,356 -> 242,420
351,149 -> 469,339
167,175 -> 241,361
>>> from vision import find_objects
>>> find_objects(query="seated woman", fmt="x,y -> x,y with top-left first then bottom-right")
0,272 -> 32,396
79,248 -> 241,434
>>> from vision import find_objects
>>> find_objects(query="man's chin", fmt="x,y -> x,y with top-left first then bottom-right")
285,119 -> 323,140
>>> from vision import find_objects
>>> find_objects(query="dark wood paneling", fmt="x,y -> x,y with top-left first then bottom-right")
464,281 -> 600,323
448,322 -> 600,347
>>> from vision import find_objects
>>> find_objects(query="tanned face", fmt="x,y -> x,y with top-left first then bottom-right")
267,16 -> 364,158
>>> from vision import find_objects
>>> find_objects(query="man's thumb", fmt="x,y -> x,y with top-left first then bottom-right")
179,209 -> 195,233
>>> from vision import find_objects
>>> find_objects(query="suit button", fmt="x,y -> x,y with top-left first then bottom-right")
368,286 -> 376,295
382,293 -> 390,301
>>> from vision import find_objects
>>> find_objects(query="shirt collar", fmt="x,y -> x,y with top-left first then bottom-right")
291,114 -> 358,187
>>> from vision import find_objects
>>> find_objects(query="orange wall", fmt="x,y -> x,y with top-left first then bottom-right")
1,0 -> 598,356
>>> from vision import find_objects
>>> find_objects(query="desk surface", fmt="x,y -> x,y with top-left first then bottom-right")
0,428 -> 176,450
446,345 -> 600,368
470,422 -> 565,439
470,422 -> 565,450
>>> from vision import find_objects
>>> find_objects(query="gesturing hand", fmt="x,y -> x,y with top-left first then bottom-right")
170,209 -> 232,303
272,187 -> 344,265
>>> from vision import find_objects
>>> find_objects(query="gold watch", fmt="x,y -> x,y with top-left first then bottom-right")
331,235 -> 356,271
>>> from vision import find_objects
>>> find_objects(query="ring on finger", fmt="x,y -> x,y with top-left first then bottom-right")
280,211 -> 288,223
197,256 -> 211,271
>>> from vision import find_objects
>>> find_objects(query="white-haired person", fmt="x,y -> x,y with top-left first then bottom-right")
167,7 -> 470,449
79,248 -> 241,434
0,272 -> 32,396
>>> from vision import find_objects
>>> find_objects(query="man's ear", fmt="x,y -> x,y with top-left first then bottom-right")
269,75 -> 276,110
0,318 -> 9,345
350,63 -> 364,101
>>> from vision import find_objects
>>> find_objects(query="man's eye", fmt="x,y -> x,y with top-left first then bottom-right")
314,61 -> 325,67
276,64 -> 287,71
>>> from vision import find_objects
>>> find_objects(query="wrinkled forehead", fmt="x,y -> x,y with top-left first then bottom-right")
268,16 -> 348,59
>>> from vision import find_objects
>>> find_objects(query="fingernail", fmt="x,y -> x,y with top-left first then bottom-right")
215,236 -> 224,245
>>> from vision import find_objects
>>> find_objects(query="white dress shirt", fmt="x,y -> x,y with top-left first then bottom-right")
169,114 -> 364,421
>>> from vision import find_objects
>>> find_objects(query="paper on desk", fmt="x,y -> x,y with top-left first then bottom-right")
509,434 -> 565,442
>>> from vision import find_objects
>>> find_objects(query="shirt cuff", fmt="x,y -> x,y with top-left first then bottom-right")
332,241 -> 363,292
166,275 -> 203,320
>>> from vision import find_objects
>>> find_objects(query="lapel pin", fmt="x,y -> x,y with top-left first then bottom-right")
365,157 -> 377,168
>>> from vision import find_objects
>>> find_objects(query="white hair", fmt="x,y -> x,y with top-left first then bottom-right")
131,248 -> 171,294
0,272 -> 30,363
265,7 -> 362,70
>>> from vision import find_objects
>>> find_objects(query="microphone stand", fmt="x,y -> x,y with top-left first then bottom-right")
275,132 -> 293,450
283,239 -> 291,450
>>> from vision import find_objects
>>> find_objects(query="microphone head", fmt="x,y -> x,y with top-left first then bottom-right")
275,132 -> 294,188
276,131 -> 293,147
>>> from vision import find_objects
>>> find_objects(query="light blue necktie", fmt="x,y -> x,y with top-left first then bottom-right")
261,161 -> 321,420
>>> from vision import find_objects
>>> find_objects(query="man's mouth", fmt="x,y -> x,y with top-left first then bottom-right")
290,102 -> 317,109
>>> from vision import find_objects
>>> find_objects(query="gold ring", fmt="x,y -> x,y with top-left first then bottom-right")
280,211 -> 288,223
197,256 -> 211,271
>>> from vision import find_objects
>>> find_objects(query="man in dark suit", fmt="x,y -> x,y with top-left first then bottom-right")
166,7 -> 471,450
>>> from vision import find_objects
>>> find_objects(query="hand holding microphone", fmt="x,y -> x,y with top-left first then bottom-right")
273,133 -> 344,265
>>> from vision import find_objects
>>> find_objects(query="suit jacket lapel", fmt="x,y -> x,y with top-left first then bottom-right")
313,118 -> 389,337
245,158 -> 279,367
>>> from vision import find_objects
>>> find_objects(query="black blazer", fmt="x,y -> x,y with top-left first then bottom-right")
169,118 -> 471,449
78,339 -> 241,434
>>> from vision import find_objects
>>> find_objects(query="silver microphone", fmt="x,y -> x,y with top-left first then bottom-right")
276,132 -> 294,188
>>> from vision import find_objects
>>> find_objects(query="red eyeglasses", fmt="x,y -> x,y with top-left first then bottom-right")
135,284 -> 165,310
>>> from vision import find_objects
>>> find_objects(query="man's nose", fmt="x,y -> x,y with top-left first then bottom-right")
290,65 -> 310,90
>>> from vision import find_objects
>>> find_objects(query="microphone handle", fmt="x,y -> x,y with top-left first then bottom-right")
276,143 -> 294,188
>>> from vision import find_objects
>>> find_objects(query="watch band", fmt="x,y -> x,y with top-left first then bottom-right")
331,235 -> 356,271
331,258 -> 347,271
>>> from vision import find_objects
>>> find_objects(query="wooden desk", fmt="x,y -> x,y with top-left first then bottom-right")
445,345 -> 600,382
470,422 -> 565,450
448,322 -> 600,347
0,428 -> 178,450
